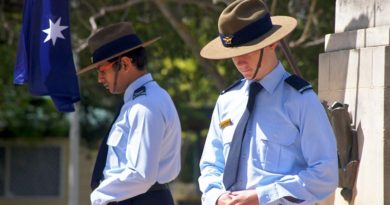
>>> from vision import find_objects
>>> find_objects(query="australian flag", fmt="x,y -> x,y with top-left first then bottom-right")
14,0 -> 80,112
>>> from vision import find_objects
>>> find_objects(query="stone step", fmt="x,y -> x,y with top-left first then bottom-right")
324,26 -> 390,52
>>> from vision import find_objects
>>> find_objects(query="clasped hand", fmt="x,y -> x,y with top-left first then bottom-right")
217,190 -> 259,205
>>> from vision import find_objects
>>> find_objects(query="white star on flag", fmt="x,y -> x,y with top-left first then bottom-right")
42,17 -> 68,46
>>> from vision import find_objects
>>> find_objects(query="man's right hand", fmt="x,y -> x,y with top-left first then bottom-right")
217,192 -> 233,205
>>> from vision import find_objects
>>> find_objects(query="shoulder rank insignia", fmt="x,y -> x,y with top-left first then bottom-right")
133,86 -> 146,99
285,74 -> 313,94
219,118 -> 232,129
221,79 -> 244,95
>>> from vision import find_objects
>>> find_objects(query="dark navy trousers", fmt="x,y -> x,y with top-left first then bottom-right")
108,189 -> 174,205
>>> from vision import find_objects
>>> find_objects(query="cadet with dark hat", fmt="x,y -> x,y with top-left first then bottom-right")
79,22 -> 181,205
198,0 -> 338,205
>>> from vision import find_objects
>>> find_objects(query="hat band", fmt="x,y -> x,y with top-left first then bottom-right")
92,34 -> 142,63
219,13 -> 273,47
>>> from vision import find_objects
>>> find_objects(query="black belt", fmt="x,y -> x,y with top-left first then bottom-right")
147,182 -> 169,192
107,182 -> 169,205
284,196 -> 304,203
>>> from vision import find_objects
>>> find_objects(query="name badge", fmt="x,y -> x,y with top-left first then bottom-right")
219,118 -> 232,129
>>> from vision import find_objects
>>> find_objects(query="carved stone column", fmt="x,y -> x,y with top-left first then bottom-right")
318,0 -> 390,204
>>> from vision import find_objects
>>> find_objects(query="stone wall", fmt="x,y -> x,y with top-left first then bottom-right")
335,0 -> 390,33
318,0 -> 390,204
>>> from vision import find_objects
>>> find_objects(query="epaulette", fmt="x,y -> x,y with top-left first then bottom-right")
221,79 -> 243,95
133,86 -> 146,99
285,75 -> 312,94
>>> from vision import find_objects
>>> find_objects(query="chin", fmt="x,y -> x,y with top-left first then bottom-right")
110,90 -> 125,94
242,74 -> 254,79
238,70 -> 252,78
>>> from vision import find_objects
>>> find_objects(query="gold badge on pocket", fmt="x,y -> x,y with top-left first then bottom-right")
219,118 -> 232,129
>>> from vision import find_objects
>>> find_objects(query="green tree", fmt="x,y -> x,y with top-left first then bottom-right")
0,0 -> 335,182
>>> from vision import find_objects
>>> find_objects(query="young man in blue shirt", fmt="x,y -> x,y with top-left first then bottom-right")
198,1 -> 338,205
78,22 -> 181,205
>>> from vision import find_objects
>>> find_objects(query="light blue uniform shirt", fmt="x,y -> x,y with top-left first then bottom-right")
91,73 -> 181,205
199,63 -> 338,205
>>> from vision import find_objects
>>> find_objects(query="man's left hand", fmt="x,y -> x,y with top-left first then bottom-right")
228,190 -> 259,205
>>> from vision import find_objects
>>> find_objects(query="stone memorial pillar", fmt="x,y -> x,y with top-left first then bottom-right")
318,0 -> 390,204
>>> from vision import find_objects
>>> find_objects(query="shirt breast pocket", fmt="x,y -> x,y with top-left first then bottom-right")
221,124 -> 236,158
256,123 -> 298,173
106,128 -> 125,167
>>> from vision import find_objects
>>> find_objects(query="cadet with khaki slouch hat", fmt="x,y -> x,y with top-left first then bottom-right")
78,22 -> 181,205
198,0 -> 338,205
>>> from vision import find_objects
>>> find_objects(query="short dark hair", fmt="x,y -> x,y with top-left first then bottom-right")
109,47 -> 148,70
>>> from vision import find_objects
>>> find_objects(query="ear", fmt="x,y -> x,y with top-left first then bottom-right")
121,57 -> 132,70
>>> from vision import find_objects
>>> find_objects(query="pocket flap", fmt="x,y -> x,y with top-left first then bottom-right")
106,128 -> 124,147
257,123 -> 298,146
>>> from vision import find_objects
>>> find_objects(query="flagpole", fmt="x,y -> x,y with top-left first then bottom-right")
68,102 -> 80,205
68,53 -> 80,205
13,0 -> 81,202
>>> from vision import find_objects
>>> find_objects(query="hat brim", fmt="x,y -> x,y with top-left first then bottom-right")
77,36 -> 161,75
200,16 -> 297,59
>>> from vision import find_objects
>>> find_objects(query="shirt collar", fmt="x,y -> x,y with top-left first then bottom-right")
123,73 -> 153,102
256,61 -> 286,94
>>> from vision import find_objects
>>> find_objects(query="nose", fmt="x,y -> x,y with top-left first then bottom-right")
233,55 -> 246,63
97,72 -> 104,83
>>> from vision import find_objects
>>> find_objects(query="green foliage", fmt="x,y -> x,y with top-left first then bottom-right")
0,1 -> 336,181
276,0 -> 335,90
71,2 -> 222,145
